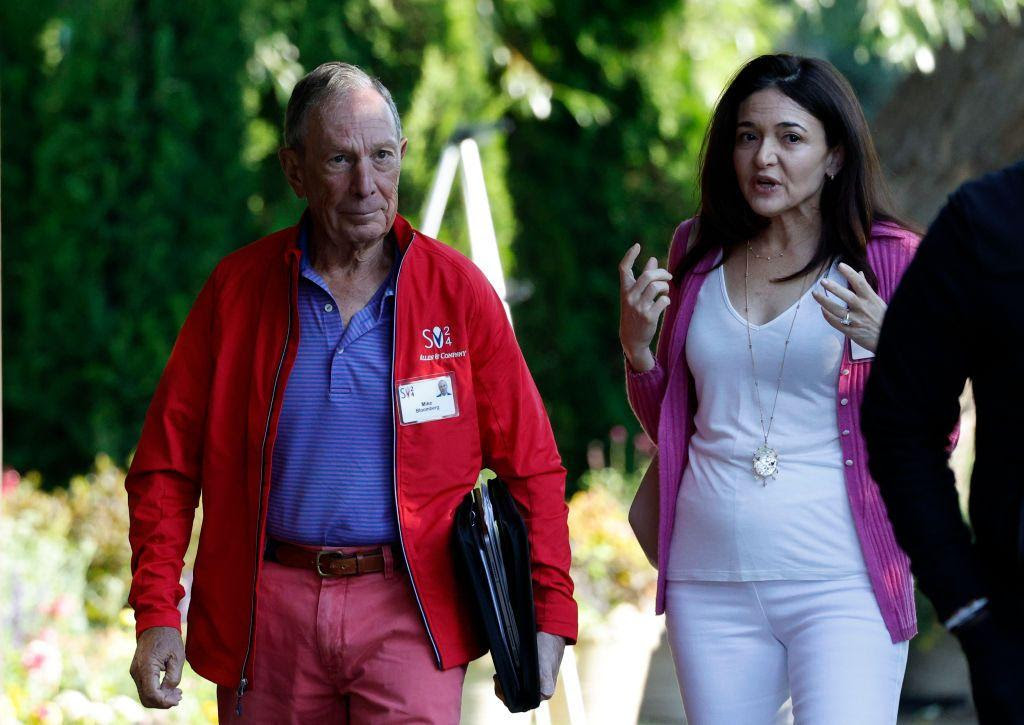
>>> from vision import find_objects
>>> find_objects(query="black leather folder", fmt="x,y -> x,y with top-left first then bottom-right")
453,478 -> 541,712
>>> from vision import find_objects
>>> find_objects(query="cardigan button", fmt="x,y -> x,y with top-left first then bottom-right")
842,429 -> 851,436
845,459 -> 854,466
841,368 -> 851,376
840,398 -> 849,406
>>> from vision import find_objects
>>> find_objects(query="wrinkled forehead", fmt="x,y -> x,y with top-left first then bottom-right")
313,89 -> 401,144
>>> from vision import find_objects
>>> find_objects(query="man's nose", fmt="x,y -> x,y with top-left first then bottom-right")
351,161 -> 376,197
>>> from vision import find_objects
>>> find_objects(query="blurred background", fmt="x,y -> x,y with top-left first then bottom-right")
2,0 -> 1022,722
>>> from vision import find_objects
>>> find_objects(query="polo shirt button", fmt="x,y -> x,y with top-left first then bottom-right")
337,347 -> 344,355
845,459 -> 854,466
324,303 -> 334,312
842,429 -> 851,436
840,398 -> 849,406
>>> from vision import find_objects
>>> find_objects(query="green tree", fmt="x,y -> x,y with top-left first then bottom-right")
496,0 -> 789,476
493,0 -> 1021,478
2,0 -> 254,483
3,0 -> 1021,484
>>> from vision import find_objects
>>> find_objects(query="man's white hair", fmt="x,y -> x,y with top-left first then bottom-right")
283,62 -> 402,149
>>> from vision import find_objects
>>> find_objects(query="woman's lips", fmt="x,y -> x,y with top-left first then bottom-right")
752,178 -> 781,194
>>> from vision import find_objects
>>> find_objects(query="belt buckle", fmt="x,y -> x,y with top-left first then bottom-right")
315,550 -> 357,577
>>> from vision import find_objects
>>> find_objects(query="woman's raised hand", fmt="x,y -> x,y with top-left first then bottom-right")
619,244 -> 673,373
810,262 -> 887,352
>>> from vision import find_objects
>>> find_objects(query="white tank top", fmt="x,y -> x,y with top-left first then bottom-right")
666,261 -> 867,581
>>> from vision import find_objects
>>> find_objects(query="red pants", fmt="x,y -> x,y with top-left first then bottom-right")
217,550 -> 466,724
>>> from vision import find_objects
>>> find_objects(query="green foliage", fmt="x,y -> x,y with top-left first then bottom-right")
569,431 -> 655,626
502,0 -> 787,480
569,472 -> 656,625
0,461 -> 214,722
2,0 -> 255,483
3,0 -> 1021,484
814,0 -> 1021,70
1,455 -> 201,630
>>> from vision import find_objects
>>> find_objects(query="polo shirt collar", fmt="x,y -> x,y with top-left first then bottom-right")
297,219 -> 397,321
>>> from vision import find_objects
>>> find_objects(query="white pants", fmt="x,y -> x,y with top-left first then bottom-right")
665,576 -> 908,725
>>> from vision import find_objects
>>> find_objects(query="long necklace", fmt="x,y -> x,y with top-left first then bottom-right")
742,246 -> 817,485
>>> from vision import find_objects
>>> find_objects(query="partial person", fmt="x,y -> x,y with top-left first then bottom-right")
125,61 -> 576,723
862,160 -> 1024,723
619,54 -> 920,724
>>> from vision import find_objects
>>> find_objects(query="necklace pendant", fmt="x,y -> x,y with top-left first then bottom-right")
752,444 -> 779,485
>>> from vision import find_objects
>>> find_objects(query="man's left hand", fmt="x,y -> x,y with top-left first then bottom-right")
536,631 -> 566,700
492,631 -> 567,704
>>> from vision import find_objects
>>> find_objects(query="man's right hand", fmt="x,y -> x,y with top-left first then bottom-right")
954,610 -> 1024,723
130,626 -> 185,709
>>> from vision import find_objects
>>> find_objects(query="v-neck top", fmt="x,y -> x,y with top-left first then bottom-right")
626,218 -> 922,640
665,261 -> 867,580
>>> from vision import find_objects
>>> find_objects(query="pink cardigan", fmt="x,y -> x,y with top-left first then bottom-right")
627,219 -> 920,643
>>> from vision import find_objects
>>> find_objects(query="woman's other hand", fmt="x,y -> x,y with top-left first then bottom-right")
619,244 -> 673,372
811,262 -> 887,352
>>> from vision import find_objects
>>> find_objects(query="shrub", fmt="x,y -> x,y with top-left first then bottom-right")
1,460 -> 213,722
568,432 -> 657,630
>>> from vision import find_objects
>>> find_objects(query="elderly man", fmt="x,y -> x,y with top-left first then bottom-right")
126,62 -> 577,723
862,160 -> 1024,722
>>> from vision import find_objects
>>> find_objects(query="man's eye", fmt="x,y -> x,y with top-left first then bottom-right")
375,150 -> 392,160
332,155 -> 348,164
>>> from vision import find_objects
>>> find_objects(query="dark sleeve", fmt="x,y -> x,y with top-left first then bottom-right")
861,197 -> 985,621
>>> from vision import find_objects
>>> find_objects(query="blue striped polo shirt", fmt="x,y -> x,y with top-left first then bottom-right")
266,224 -> 399,546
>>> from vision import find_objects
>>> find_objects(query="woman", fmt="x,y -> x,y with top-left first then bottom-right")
619,54 -> 921,723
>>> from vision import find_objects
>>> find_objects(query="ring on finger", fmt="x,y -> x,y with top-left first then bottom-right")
841,309 -> 852,326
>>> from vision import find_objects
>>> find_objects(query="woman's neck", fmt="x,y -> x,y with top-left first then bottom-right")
752,211 -> 822,257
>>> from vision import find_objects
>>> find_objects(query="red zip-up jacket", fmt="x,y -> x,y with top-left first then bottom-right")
126,214 -> 578,692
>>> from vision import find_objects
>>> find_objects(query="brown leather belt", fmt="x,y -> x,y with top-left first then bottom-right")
264,539 -> 402,578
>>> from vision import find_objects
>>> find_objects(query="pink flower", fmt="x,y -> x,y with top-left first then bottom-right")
22,645 -> 46,670
32,703 -> 62,725
41,595 -> 76,621
633,432 -> 655,456
2,468 -> 20,496
22,631 -> 62,686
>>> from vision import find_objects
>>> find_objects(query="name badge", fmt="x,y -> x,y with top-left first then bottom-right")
396,373 -> 459,425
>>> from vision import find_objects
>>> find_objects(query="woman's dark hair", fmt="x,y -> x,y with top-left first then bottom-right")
678,54 -> 911,287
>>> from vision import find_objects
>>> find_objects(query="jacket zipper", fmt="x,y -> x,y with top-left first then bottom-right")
391,232 -> 442,667
236,268 -> 294,715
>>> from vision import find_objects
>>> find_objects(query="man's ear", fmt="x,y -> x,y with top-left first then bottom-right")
278,147 -> 306,199
399,137 -> 408,160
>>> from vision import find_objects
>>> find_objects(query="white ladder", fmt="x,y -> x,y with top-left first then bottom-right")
420,131 -> 588,725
